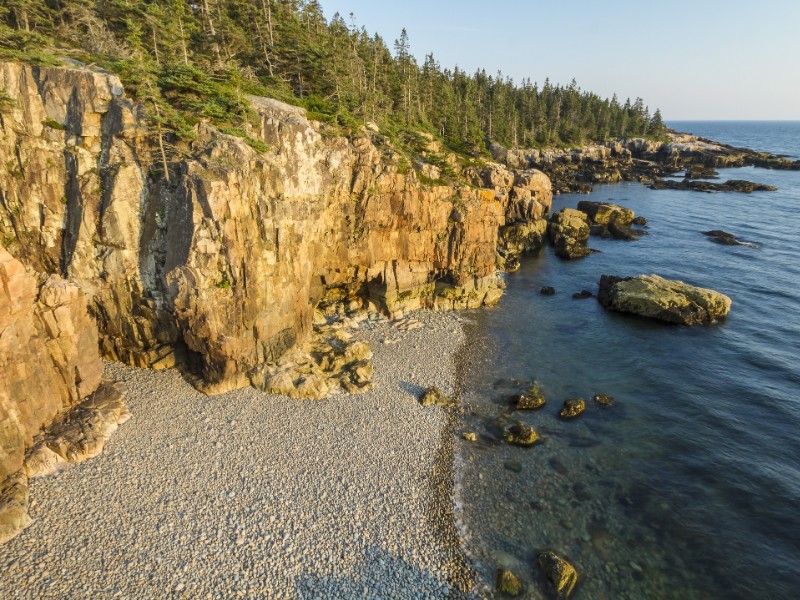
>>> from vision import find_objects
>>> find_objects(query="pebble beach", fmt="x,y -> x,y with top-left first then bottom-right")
0,311 -> 473,599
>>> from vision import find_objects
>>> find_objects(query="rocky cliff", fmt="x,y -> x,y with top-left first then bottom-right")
0,60 -> 551,491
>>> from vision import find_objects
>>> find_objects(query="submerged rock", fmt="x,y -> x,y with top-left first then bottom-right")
632,216 -> 648,226
548,209 -> 592,259
496,568 -> 523,596
420,387 -> 458,408
462,432 -> 478,442
559,398 -> 586,420
597,274 -> 732,325
592,393 -> 614,407
572,290 -> 593,300
537,550 -> 578,598
511,386 -> 546,410
703,230 -> 758,247
540,286 -> 556,296
504,423 -> 540,446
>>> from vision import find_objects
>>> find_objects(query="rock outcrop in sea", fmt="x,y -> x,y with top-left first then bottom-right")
490,133 -> 799,194
597,274 -> 732,325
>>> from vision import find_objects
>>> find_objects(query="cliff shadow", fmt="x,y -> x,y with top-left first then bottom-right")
292,545 -> 468,599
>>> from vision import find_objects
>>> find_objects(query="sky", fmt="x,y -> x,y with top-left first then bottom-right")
317,0 -> 800,120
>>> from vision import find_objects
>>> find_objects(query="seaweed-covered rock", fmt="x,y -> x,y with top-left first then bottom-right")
632,216 -> 648,226
496,568 -> 523,596
462,432 -> 478,442
537,551 -> 578,598
511,386 -> 546,410
504,424 -> 539,446
548,209 -> 592,259
559,398 -> 586,420
597,274 -> 732,325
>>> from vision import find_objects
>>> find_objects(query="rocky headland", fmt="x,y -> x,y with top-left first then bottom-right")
0,56 -> 777,596
490,132 -> 798,195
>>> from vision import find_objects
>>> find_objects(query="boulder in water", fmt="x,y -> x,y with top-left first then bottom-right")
511,386 -> 546,410
540,286 -> 556,296
703,230 -> 758,247
504,423 -> 540,446
572,290 -> 593,300
597,274 -> 732,325
537,550 -> 578,598
496,568 -> 523,596
592,393 -> 614,407
548,209 -> 592,259
559,398 -> 586,419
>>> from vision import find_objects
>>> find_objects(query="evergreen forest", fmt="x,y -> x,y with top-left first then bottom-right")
0,0 -> 667,155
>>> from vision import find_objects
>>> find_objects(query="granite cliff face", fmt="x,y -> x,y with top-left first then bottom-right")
0,61 -> 551,487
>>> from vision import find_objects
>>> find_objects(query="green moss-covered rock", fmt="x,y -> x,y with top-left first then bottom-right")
537,550 -> 578,598
496,568 -> 523,596
598,274 -> 732,325
559,398 -> 586,420
504,423 -> 539,446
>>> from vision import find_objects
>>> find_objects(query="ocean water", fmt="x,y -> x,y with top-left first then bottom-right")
457,122 -> 800,598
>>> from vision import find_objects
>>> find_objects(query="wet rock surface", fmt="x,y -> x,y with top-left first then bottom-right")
559,399 -> 586,420
504,424 -> 540,446
598,274 -> 732,325
703,230 -> 758,247
495,568 -> 523,596
537,550 -> 578,598
592,394 -> 614,407
511,386 -> 546,411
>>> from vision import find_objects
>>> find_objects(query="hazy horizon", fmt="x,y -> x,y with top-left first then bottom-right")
318,0 -> 800,121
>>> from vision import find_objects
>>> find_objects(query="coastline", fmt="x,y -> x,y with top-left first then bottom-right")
0,310 -> 473,598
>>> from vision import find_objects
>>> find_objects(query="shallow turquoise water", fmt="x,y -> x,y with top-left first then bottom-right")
458,123 -> 800,598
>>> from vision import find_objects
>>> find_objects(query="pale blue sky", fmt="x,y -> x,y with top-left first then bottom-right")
317,0 -> 800,120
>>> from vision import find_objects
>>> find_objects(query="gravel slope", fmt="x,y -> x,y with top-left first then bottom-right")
0,311 -> 472,599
